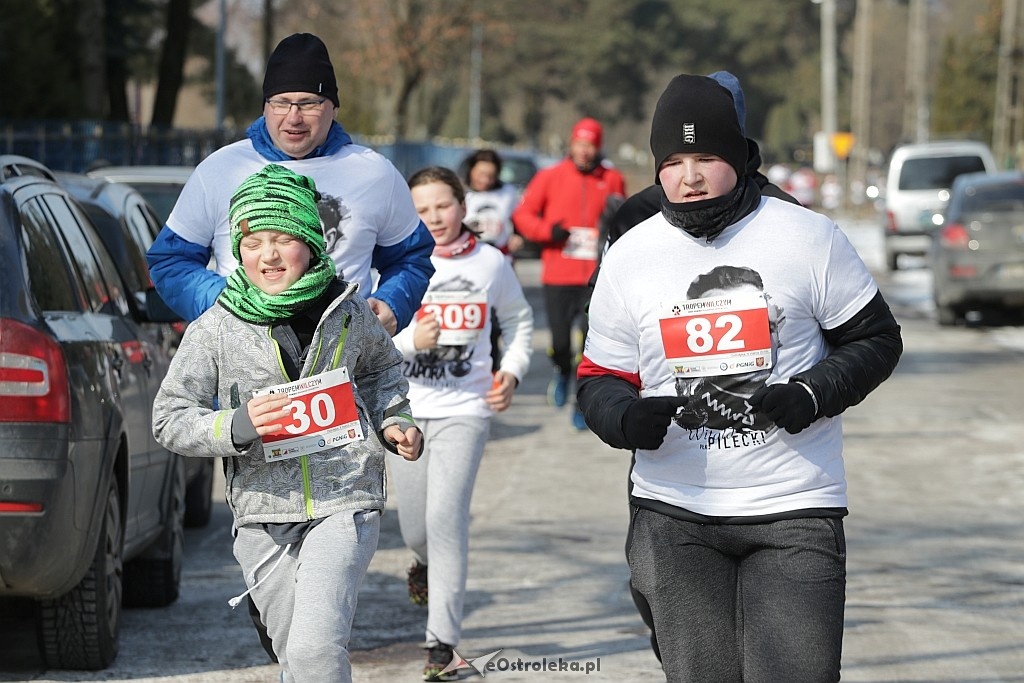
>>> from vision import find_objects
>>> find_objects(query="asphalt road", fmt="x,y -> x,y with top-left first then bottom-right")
2,214 -> 1023,682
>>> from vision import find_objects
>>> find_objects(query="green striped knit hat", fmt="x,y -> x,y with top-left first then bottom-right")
218,164 -> 336,324
229,164 -> 326,261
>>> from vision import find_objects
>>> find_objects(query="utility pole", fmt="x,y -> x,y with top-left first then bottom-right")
469,22 -> 483,141
813,0 -> 838,174
215,0 -> 226,130
902,0 -> 928,143
993,0 -> 1024,169
850,0 -> 874,204
263,0 -> 274,65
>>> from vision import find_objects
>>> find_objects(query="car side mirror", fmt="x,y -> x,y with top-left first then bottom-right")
143,288 -> 183,323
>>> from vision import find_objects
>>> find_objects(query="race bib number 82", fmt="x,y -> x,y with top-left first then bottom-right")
659,292 -> 773,377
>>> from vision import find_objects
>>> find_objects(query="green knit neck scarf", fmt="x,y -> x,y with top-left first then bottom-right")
219,256 -> 336,325
218,164 -> 336,325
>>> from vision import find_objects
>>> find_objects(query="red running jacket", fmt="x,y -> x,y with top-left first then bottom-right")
512,158 -> 626,286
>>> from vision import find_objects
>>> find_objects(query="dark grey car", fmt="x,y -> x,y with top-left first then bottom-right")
929,170 -> 1024,325
57,171 -> 216,528
0,156 -> 184,670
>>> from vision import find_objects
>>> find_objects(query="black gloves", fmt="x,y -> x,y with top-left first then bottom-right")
622,396 -> 689,450
550,222 -> 570,243
749,381 -> 819,434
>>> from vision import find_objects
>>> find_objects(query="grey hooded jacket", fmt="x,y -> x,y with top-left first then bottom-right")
153,282 -> 414,526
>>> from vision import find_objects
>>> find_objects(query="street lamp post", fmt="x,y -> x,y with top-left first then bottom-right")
215,0 -> 226,131
469,22 -> 482,141
812,0 -> 838,175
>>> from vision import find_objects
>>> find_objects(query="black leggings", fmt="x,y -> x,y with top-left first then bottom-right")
543,284 -> 590,378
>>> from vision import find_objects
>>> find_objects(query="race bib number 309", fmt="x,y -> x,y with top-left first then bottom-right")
659,292 -> 773,378
418,291 -> 488,346
253,367 -> 363,462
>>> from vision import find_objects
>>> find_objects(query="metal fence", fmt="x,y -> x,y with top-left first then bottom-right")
0,119 -> 516,179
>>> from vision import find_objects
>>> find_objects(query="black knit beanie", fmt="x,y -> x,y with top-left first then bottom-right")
262,33 -> 339,107
650,74 -> 747,184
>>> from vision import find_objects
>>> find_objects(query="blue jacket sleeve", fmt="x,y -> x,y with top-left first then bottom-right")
370,220 -> 435,333
146,226 -> 227,322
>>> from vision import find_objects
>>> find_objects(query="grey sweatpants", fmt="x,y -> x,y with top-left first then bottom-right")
389,415 -> 490,647
232,509 -> 380,683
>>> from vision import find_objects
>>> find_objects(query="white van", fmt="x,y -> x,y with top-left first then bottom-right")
882,140 -> 996,270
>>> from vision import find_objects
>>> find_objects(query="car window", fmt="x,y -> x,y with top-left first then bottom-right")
120,199 -> 159,294
961,182 -> 1024,214
500,158 -> 538,188
81,219 -> 133,318
131,182 -> 185,224
18,198 -> 84,312
78,203 -> 143,294
41,194 -> 129,317
126,200 -> 159,251
898,156 -> 988,191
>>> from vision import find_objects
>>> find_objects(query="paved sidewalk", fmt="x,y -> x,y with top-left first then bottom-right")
9,251 -> 1020,682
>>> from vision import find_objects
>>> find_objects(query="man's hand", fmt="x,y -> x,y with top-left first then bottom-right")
367,297 -> 398,336
413,311 -> 441,350
550,222 -> 570,243
385,425 -> 423,461
621,395 -> 689,450
749,382 -> 818,434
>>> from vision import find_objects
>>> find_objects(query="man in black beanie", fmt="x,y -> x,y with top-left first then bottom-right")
577,73 -> 903,682
262,32 -> 340,107
147,32 -> 434,337
144,31 -> 436,676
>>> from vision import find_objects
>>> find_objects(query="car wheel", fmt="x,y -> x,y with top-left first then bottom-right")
184,457 -> 215,528
936,304 -> 958,326
37,477 -> 123,670
123,454 -> 184,608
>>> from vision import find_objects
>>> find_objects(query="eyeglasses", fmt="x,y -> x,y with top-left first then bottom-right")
265,98 -> 327,115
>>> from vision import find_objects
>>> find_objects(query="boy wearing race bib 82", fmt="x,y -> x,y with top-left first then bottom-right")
577,74 -> 903,683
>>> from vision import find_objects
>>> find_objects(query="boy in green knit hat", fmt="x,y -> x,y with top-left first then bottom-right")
153,164 -> 422,683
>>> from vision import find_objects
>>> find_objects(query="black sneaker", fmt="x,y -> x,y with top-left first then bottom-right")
423,642 -> 457,681
407,560 -> 428,606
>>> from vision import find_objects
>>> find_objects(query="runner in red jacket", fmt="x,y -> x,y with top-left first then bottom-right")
512,117 -> 626,430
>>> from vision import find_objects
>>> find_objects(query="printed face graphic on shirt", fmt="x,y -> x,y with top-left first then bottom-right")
405,274 -> 483,382
465,201 -> 505,243
670,265 -> 785,433
316,192 -> 351,256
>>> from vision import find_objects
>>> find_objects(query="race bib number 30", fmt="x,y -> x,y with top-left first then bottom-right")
659,292 -> 773,378
253,367 -> 363,462
418,291 -> 488,346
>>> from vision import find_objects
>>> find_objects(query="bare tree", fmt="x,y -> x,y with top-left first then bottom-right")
151,0 -> 192,127
349,0 -> 476,137
77,0 -> 107,118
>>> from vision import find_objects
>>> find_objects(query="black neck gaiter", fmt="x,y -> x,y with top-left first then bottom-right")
660,176 -> 762,243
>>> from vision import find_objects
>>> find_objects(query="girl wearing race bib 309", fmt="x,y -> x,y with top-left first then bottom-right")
152,164 -> 422,683
391,166 -> 534,682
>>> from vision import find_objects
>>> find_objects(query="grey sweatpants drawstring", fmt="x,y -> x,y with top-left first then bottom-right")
228,542 -> 294,608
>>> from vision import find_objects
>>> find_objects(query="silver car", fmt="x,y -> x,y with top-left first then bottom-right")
882,141 -> 996,271
929,171 -> 1024,325
86,165 -> 194,225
